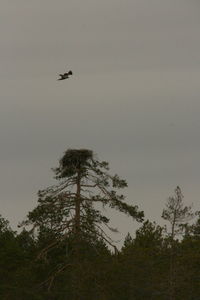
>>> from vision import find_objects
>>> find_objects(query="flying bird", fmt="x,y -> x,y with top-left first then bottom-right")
58,70 -> 73,80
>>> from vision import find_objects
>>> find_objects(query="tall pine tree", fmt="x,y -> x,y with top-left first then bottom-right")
22,149 -> 144,298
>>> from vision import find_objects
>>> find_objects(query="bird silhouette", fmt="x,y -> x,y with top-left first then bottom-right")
58,70 -> 73,80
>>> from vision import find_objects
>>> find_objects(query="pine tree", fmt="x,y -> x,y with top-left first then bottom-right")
22,149 -> 144,297
162,186 -> 195,300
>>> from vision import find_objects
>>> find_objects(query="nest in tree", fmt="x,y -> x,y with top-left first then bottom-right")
58,149 -> 93,177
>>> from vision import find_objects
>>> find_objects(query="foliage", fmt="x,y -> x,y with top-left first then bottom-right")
162,186 -> 195,239
1,157 -> 200,299
18,149 -> 143,297
22,149 -> 143,252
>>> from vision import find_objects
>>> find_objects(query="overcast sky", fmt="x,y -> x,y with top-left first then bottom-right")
1,0 -> 200,242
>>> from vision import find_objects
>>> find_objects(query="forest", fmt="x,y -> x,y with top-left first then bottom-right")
1,149 -> 200,300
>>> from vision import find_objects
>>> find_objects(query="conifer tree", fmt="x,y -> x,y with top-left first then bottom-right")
162,186 -> 195,300
22,149 -> 144,296
162,186 -> 195,240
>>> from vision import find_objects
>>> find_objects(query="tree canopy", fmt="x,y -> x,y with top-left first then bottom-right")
1,153 -> 200,300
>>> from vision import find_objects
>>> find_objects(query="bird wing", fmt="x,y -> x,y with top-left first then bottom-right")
57,70 -> 72,81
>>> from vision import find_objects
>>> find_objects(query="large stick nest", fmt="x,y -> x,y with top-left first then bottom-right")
58,149 -> 93,178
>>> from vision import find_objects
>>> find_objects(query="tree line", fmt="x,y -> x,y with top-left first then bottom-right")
0,149 -> 200,300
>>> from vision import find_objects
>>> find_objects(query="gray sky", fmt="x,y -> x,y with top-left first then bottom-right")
1,0 -> 200,242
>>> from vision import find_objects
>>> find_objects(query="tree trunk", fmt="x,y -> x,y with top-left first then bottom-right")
73,170 -> 82,300
75,170 -> 81,238
169,239 -> 176,300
